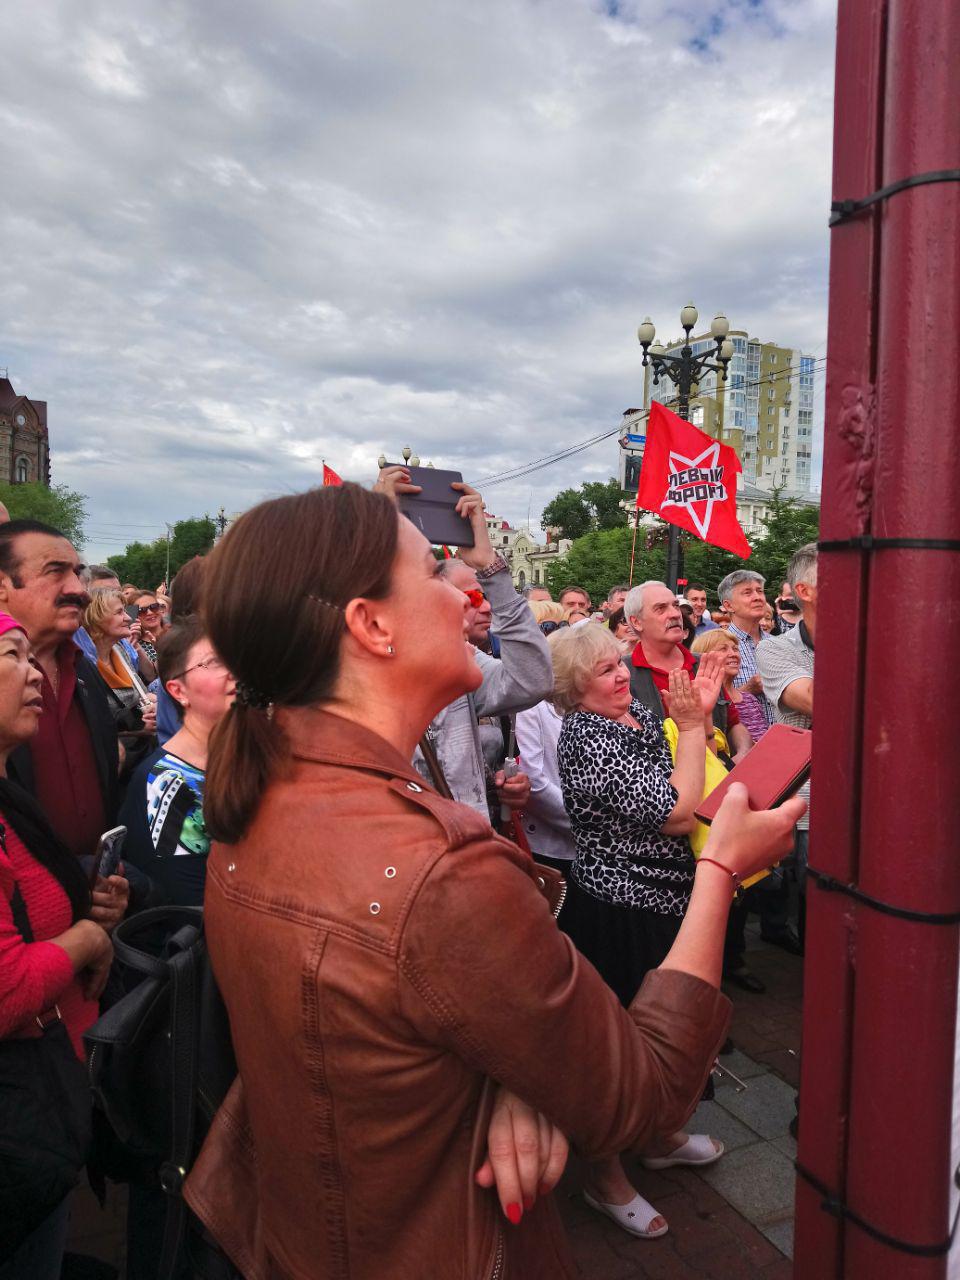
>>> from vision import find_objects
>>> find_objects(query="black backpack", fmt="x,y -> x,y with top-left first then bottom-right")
84,906 -> 237,1279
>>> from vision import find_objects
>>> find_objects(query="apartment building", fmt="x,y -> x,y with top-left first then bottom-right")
641,330 -> 817,492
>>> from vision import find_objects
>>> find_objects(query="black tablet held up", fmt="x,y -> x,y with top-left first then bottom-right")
393,465 -> 476,548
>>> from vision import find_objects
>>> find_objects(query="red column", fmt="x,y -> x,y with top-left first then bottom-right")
796,0 -> 960,1276
843,0 -> 960,1273
794,0 -> 888,1273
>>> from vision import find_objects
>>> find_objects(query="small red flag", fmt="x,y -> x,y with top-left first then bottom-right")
322,463 -> 343,487
637,402 -> 751,558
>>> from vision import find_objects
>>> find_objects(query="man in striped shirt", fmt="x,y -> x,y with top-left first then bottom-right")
717,568 -> 801,955
718,569 -> 774,742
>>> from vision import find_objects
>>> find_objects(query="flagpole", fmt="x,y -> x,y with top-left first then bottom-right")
628,503 -> 640,586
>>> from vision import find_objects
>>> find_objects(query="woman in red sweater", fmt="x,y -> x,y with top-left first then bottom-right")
0,612 -> 115,1279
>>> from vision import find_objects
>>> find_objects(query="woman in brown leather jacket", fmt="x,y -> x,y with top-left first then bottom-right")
186,480 -> 804,1280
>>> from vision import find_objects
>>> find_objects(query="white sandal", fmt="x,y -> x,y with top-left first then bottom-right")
582,1189 -> 669,1238
641,1133 -> 724,1170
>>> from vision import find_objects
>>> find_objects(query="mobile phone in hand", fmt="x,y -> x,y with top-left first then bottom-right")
90,826 -> 127,886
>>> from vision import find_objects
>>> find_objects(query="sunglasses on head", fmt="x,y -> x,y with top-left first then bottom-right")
462,588 -> 486,609
138,602 -> 163,615
539,620 -> 569,636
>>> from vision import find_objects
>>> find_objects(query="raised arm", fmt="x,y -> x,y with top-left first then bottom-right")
399,783 -> 802,1162
452,485 -> 552,718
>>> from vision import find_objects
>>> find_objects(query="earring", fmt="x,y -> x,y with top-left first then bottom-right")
387,645 -> 396,656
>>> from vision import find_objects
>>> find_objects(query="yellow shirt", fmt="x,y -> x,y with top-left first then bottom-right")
662,718 -> 769,888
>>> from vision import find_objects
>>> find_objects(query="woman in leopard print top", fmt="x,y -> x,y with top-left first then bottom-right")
558,697 -> 694,916
548,623 -> 726,1239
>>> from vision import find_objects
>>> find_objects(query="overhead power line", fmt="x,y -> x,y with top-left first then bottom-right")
477,357 -> 826,490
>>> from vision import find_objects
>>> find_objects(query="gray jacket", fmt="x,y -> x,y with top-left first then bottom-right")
414,567 -> 554,817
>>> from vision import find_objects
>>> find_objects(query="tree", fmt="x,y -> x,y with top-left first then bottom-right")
581,481 -> 630,531
545,526 -> 665,602
540,489 -> 593,542
747,489 -> 821,593
106,516 -> 217,588
0,482 -> 88,547
541,479 -> 629,541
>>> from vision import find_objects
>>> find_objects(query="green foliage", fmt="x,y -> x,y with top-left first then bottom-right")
540,489 -> 593,542
545,490 -> 820,605
545,526 -> 664,603
106,517 -> 216,589
541,479 -> 628,542
747,489 -> 821,592
0,482 -> 88,547
581,481 -> 629,531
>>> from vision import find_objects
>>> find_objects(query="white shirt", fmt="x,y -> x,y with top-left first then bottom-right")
515,701 -> 576,863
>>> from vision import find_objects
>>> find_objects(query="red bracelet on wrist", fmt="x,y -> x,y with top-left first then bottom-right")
698,857 -> 741,889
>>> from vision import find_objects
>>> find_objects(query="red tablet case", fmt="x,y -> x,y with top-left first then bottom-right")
695,723 -> 812,825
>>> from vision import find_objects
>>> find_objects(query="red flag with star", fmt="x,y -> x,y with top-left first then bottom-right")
637,402 -> 751,558
322,462 -> 343,487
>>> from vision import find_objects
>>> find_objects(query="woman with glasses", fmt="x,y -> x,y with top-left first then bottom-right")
118,617 -> 235,907
527,599 -> 569,636
132,592 -> 165,664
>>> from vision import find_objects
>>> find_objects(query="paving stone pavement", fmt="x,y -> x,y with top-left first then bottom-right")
66,927 -> 803,1277
559,925 -> 804,1278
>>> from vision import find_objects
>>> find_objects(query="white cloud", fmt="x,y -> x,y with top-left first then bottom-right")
0,0 -> 835,558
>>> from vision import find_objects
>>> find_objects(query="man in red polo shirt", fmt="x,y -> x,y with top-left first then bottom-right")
623,580 -> 695,717
0,521 -> 120,859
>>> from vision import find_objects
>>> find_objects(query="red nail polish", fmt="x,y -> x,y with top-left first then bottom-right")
506,1203 -> 522,1225
523,1195 -> 534,1211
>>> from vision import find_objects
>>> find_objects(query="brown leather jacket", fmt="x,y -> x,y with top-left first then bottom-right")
185,709 -> 731,1280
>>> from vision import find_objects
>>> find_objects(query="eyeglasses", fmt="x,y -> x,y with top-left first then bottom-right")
169,655 -> 229,681
463,588 -> 487,609
539,620 -> 570,636
138,602 -> 163,615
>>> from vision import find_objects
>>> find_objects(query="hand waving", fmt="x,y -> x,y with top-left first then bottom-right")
662,669 -> 704,731
692,652 -> 726,715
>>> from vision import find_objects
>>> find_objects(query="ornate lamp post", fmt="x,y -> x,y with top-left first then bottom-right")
637,304 -> 735,592
378,446 -> 431,469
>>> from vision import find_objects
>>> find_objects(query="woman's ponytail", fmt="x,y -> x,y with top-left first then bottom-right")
203,702 -> 289,844
201,483 -> 398,843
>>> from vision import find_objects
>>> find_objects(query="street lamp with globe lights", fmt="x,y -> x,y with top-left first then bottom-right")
636,304 -> 735,592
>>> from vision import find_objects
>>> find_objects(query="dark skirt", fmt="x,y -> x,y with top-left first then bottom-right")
558,876 -> 682,1008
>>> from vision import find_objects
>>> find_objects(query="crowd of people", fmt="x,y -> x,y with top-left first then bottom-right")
0,469 -> 816,1279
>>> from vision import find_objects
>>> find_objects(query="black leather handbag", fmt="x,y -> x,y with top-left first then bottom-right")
0,885 -> 92,1260
84,905 -> 237,1278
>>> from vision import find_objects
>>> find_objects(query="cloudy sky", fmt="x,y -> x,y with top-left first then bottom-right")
2,0 -> 836,561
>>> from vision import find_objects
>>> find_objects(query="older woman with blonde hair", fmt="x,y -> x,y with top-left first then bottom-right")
550,622 -> 729,1236
83,589 -> 157,686
82,590 -> 157,748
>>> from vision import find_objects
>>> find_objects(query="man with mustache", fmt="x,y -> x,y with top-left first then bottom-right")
0,520 -> 120,858
625,581 -> 698,718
